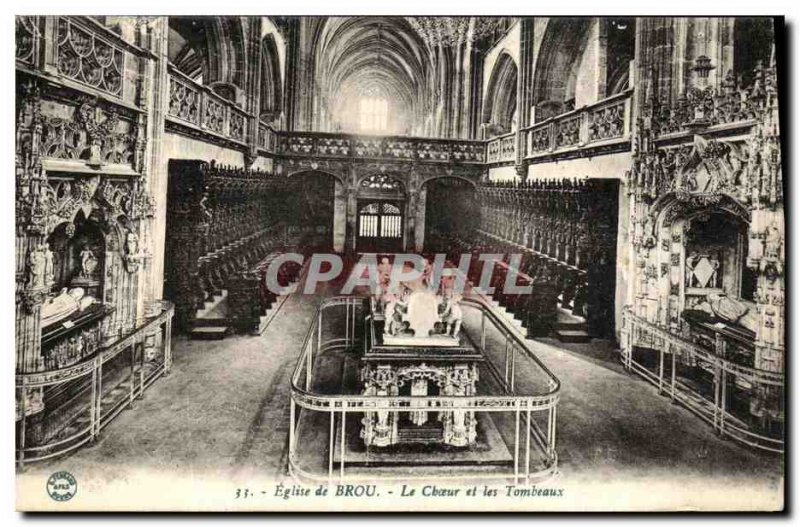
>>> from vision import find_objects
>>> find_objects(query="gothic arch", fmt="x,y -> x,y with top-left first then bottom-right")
420,174 -> 478,188
605,18 -> 636,97
285,168 -> 345,186
482,52 -> 518,135
651,192 -> 751,232
532,18 -> 592,120
260,33 -> 283,122
168,17 -> 247,91
309,17 -> 430,134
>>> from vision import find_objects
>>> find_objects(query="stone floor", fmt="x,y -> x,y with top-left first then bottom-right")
20,285 -> 784,510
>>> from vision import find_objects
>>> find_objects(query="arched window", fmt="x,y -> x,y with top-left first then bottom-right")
358,97 -> 389,132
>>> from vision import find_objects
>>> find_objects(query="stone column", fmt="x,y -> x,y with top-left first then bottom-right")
144,17 -> 171,311
515,17 -> 535,177
345,169 -> 358,253
243,17 -> 263,168
414,186 -> 427,252
332,180 -> 347,253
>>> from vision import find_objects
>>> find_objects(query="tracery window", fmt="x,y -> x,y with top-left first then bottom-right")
358,97 -> 389,132
360,174 -> 404,192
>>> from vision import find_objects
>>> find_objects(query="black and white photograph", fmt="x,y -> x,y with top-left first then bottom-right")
10,7 -> 787,513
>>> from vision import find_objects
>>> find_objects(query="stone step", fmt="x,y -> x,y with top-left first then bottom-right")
553,321 -> 588,331
555,329 -> 590,343
196,290 -> 228,318
192,317 -> 231,328
189,326 -> 229,340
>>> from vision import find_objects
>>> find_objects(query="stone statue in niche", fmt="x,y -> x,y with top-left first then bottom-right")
43,244 -> 54,288
124,230 -> 140,273
708,252 -> 721,287
27,244 -> 46,290
79,245 -> 98,279
684,170 -> 698,192
764,222 -> 782,259
685,251 -> 698,287
126,231 -> 138,256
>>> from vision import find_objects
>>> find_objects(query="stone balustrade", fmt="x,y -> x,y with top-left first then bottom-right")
522,90 -> 632,159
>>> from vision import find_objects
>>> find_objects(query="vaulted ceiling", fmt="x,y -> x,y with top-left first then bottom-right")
312,17 -> 431,133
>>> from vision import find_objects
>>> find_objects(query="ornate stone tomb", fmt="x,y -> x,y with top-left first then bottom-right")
360,294 -> 482,448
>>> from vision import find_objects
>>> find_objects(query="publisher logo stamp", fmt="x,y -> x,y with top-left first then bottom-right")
46,471 -> 77,502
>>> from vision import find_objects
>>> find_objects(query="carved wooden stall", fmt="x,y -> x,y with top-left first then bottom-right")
474,179 -> 619,339
15,16 -> 174,467
423,177 -> 479,240
164,160 -> 303,336
623,58 -> 784,450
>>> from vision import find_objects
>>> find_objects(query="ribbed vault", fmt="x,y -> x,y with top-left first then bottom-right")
312,17 -> 431,135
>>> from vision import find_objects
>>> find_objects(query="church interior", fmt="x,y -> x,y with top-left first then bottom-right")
15,15 -> 784,501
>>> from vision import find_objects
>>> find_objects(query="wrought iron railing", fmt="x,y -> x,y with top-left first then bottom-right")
288,295 -> 561,483
522,90 -> 632,158
15,301 -> 174,468
621,308 -> 784,453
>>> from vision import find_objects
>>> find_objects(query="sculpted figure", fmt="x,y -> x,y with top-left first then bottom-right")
126,231 -> 139,257
27,245 -> 46,289
377,257 -> 392,291
80,245 -> 98,278
440,293 -> 463,338
383,293 -> 399,336
764,222 -> 782,259
697,291 -> 759,333
40,287 -> 94,327
422,257 -> 433,287
383,289 -> 408,336
708,252 -> 721,288
43,244 -> 54,288
685,251 -> 698,287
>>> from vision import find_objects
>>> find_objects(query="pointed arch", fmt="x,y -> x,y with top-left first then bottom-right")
482,52 -> 518,136
260,33 -> 283,122
532,18 -> 593,121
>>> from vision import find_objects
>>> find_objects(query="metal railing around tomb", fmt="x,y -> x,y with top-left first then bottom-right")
288,295 -> 561,484
621,309 -> 784,454
15,301 -> 175,469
